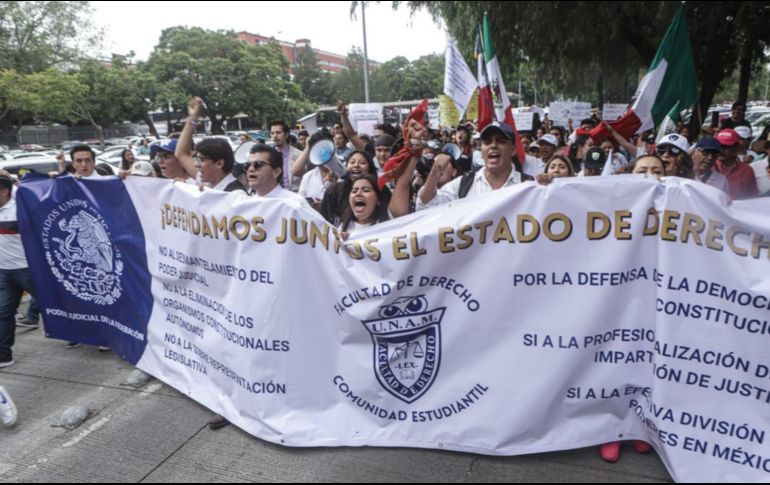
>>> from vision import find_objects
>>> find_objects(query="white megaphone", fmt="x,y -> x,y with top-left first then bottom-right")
441,143 -> 463,161
309,139 -> 347,178
233,141 -> 257,166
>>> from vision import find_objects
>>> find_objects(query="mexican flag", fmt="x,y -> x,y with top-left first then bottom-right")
476,13 -> 526,164
591,5 -> 699,141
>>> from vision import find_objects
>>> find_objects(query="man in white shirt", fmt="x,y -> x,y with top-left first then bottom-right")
0,175 -> 34,368
522,134 -> 558,177
417,122 -> 524,210
246,145 -> 303,200
70,145 -> 103,179
175,97 -> 245,193
270,120 -> 303,191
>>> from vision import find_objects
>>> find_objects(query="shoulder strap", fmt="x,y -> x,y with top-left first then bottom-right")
458,169 -> 478,199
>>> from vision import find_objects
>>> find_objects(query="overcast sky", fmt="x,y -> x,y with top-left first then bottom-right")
91,1 -> 447,63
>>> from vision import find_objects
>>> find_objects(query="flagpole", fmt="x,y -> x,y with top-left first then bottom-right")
362,1 -> 370,103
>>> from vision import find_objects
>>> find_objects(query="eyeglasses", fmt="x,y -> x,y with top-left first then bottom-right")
247,161 -> 272,170
655,147 -> 682,157
192,155 -> 212,163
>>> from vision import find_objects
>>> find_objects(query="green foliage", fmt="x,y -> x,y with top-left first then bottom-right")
325,49 -> 445,104
293,44 -> 333,105
370,56 -> 411,101
0,68 -> 84,124
715,66 -> 770,103
146,27 -> 312,131
403,54 -> 444,100
0,1 -> 100,73
399,0 -> 770,116
328,47 -> 369,103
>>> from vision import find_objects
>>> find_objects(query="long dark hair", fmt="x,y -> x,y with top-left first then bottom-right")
568,135 -> 591,169
340,174 -> 389,232
120,149 -> 134,171
334,150 -> 378,216
321,150 -> 390,225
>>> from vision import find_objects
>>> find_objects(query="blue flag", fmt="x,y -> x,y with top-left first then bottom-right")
16,175 -> 152,364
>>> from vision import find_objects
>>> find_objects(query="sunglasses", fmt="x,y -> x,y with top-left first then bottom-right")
247,161 -> 273,170
655,146 -> 682,157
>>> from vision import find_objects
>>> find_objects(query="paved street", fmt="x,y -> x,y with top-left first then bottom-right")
0,307 -> 672,483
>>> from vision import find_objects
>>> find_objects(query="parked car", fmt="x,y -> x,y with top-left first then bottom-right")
6,150 -> 59,160
0,158 -> 61,178
247,130 -> 270,142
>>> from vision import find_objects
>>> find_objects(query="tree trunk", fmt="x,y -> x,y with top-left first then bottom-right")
95,124 -> 105,151
597,70 -> 605,108
737,38 -> 754,103
690,75 -> 718,138
141,109 -> 160,138
209,114 -> 224,134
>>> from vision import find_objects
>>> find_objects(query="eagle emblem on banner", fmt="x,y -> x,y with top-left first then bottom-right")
44,204 -> 123,305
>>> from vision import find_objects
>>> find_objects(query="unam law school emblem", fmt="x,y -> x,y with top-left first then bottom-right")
362,296 -> 446,404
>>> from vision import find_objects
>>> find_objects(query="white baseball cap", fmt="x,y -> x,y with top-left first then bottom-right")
657,133 -> 689,154
734,125 -> 752,140
130,161 -> 155,177
537,134 -> 559,147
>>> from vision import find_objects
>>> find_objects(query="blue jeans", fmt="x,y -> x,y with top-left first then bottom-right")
26,296 -> 39,320
0,268 -> 34,362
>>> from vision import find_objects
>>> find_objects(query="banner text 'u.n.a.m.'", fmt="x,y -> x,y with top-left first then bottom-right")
160,204 -> 770,264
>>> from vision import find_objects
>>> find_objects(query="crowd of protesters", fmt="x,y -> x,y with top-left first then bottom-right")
1,96 -> 768,462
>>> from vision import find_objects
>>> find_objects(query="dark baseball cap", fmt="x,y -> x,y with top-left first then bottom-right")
584,147 -> 607,170
695,137 -> 721,153
375,134 -> 395,147
480,122 -> 514,141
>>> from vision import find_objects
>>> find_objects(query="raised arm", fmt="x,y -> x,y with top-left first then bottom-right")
388,155 -> 419,218
175,97 -> 205,179
337,100 -> 368,151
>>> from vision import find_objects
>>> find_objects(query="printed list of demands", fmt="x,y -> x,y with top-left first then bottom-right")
154,244 -> 289,396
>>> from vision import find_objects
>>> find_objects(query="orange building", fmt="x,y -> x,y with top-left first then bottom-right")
237,32 -> 378,74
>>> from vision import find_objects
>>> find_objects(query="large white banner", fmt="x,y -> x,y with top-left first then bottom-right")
19,175 -> 770,482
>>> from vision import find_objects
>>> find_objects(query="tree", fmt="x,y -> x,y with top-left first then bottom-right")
0,69 -> 26,123
293,44 -> 332,105
370,56 -> 411,101
347,53 -> 445,103
146,27 -> 313,132
403,54 -> 444,100
0,1 -> 101,73
399,1 -> 770,133
328,48 -> 369,104
10,62 -> 159,147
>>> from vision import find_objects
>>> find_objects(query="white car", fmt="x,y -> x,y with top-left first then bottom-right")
7,151 -> 59,160
0,158 -> 62,178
